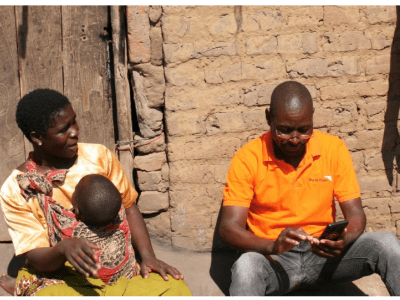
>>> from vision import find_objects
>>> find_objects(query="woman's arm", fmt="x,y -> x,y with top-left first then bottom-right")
125,204 -> 183,280
25,238 -> 101,277
103,145 -> 183,280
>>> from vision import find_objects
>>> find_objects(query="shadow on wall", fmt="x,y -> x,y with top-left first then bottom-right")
209,204 -> 237,296
383,6 -> 400,186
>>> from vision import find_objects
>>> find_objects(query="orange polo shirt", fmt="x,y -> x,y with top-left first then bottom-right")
223,130 -> 360,240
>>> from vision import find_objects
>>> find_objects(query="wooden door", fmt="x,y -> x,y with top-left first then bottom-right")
0,7 -> 26,241
62,6 -> 115,151
0,6 -> 115,241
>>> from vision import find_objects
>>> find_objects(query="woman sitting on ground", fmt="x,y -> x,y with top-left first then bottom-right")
0,89 -> 191,296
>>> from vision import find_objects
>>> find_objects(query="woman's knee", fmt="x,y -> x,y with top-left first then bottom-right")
163,276 -> 192,296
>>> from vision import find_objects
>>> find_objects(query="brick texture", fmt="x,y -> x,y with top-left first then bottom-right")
126,5 -> 399,251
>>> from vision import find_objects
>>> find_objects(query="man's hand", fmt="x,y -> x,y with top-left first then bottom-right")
311,228 -> 347,258
272,227 -> 315,255
60,237 -> 101,277
140,256 -> 184,281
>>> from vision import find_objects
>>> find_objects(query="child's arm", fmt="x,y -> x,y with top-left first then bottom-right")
25,237 -> 101,277
125,204 -> 184,280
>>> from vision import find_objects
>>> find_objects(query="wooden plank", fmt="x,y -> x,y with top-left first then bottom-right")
111,6 -> 134,184
15,6 -> 63,155
62,6 -> 115,151
0,6 -> 26,184
16,6 -> 63,93
0,6 -> 25,241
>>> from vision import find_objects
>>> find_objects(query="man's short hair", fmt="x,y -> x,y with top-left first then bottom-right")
16,89 -> 71,142
74,174 -> 122,227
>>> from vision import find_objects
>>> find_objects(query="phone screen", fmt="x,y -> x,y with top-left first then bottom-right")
319,220 -> 349,241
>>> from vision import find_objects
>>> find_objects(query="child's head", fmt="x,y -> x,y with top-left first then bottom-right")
72,174 -> 122,227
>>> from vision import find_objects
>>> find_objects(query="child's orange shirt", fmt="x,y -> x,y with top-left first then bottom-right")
223,130 -> 360,240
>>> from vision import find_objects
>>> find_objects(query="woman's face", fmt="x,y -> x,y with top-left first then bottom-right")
39,104 -> 79,159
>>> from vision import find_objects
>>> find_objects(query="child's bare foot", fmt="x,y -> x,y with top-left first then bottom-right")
0,274 -> 15,295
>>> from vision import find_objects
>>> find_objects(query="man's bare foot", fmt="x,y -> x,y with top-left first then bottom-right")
0,274 -> 15,295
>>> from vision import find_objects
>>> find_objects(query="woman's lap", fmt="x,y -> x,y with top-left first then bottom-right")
34,274 -> 191,296
17,262 -> 191,296
121,273 -> 192,296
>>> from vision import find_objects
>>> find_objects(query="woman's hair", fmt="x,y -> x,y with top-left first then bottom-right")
16,89 -> 71,141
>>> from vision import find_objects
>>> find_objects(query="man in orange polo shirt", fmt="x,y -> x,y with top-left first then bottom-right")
219,81 -> 400,296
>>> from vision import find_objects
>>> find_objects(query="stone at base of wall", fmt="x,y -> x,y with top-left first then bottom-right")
134,133 -> 166,154
138,191 -> 169,214
134,152 -> 167,172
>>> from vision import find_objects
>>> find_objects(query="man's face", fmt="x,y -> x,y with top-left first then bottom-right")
271,107 -> 313,158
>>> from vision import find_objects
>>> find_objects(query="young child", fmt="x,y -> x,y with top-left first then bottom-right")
69,174 -> 140,284
15,155 -> 140,286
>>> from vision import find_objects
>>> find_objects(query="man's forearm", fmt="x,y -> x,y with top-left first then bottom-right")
219,223 -> 276,255
343,215 -> 366,248
219,205 -> 277,255
340,198 -> 366,248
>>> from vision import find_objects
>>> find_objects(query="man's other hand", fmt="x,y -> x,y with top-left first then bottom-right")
311,228 -> 348,258
272,227 -> 314,255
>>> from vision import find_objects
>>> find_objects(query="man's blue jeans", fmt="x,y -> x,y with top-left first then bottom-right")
230,232 -> 400,296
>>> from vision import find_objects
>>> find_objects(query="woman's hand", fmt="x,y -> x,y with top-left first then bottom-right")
124,204 -> 184,281
25,238 -> 101,276
59,237 -> 101,277
140,256 -> 184,281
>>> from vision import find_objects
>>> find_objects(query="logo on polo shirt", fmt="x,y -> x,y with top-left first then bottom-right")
309,175 -> 332,182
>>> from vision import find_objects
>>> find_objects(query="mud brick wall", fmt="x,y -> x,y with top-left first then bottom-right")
126,6 -> 171,246
128,5 -> 399,251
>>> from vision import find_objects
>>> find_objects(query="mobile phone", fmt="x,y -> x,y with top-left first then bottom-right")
319,220 -> 349,241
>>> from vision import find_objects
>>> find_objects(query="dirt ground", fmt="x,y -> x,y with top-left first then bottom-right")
0,240 -> 390,296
